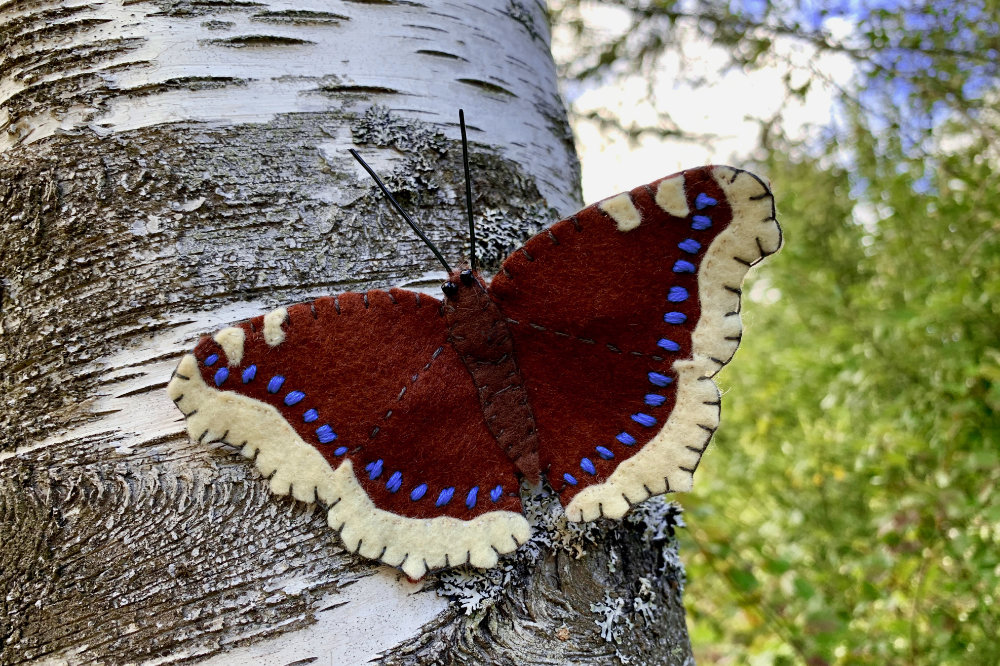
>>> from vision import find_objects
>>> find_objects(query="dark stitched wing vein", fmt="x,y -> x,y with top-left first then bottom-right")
371,341 -> 449,434
505,318 -> 667,361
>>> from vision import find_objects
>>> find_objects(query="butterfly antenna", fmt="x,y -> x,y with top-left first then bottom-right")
349,148 -> 453,275
459,109 -> 476,272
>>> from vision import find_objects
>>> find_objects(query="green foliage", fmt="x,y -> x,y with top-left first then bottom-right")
681,133 -> 1000,663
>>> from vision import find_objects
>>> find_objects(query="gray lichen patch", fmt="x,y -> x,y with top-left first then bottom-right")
350,106 -> 559,273
423,496 -> 691,666
352,105 -> 450,156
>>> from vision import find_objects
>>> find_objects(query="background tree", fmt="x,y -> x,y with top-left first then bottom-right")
0,1 -> 692,664
551,0 -> 1000,662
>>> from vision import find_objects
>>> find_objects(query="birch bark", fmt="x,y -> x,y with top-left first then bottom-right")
0,0 -> 693,663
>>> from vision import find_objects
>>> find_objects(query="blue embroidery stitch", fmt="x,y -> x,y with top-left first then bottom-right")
563,473 -> 578,485
490,485 -> 503,502
695,193 -> 717,209
663,311 -> 687,324
267,376 -> 285,393
366,459 -> 383,480
616,432 -> 636,445
648,372 -> 673,387
596,446 -> 614,459
678,238 -> 701,254
692,214 -> 712,230
657,338 -> 680,352
466,486 -> 479,509
242,365 -> 256,383
316,424 -> 337,443
436,487 -> 455,506
411,483 -> 427,501
386,471 -> 402,493
645,393 -> 666,406
668,287 -> 689,302
580,458 -> 596,475
214,368 -> 229,386
284,390 -> 305,406
204,354 -> 219,366
673,259 -> 695,273
334,446 -> 348,456
303,408 -> 318,423
632,413 -> 656,427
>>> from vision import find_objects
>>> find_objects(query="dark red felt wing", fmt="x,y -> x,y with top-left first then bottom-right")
489,166 -> 781,521
166,288 -> 529,578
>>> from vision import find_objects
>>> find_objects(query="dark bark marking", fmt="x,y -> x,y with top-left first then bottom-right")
456,78 -> 516,97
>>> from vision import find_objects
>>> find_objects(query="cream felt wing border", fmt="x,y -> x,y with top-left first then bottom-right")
565,166 -> 782,522
167,354 -> 530,579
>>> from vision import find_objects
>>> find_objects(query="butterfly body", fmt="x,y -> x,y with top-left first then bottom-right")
441,269 -> 541,482
167,165 -> 781,578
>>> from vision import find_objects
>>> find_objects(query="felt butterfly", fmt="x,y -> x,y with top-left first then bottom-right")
167,116 -> 781,579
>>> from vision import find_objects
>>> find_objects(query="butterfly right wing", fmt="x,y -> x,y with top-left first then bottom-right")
167,288 -> 528,578
489,166 -> 781,521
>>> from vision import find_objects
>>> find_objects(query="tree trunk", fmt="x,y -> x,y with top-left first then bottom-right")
0,0 -> 693,663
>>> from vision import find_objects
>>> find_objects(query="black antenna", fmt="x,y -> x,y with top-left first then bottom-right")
349,148 -> 453,275
459,109 -> 476,272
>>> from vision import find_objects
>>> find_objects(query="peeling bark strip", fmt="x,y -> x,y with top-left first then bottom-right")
0,0 -> 692,663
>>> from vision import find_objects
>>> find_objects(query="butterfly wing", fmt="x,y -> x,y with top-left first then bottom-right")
488,166 -> 781,521
167,288 -> 529,578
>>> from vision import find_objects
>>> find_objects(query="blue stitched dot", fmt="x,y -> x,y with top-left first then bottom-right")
242,365 -> 257,383
316,424 -> 337,443
692,214 -> 713,230
204,354 -> 219,366
366,459 -> 383,480
386,471 -> 402,493
466,487 -> 479,509
563,473 -> 578,486
664,312 -> 687,324
645,393 -> 666,406
673,260 -> 696,273
658,338 -> 680,352
303,408 -> 318,423
267,376 -> 285,393
411,484 -> 427,501
695,193 -> 718,209
581,458 -> 596,475
648,372 -> 673,387
632,413 -> 657,427
334,446 -> 348,456
678,238 -> 701,254
284,390 -> 305,406
213,367 -> 229,386
436,487 -> 455,507
596,446 -> 615,460
490,485 -> 503,502
668,287 -> 689,302
617,432 -> 636,445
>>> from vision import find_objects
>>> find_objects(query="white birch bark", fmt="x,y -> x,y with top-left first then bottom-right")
0,0 -> 693,663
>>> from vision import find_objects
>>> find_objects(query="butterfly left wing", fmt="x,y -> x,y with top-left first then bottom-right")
488,166 -> 781,521
167,288 -> 529,578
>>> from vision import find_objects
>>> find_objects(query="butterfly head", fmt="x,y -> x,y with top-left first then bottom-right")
442,268 -> 484,299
